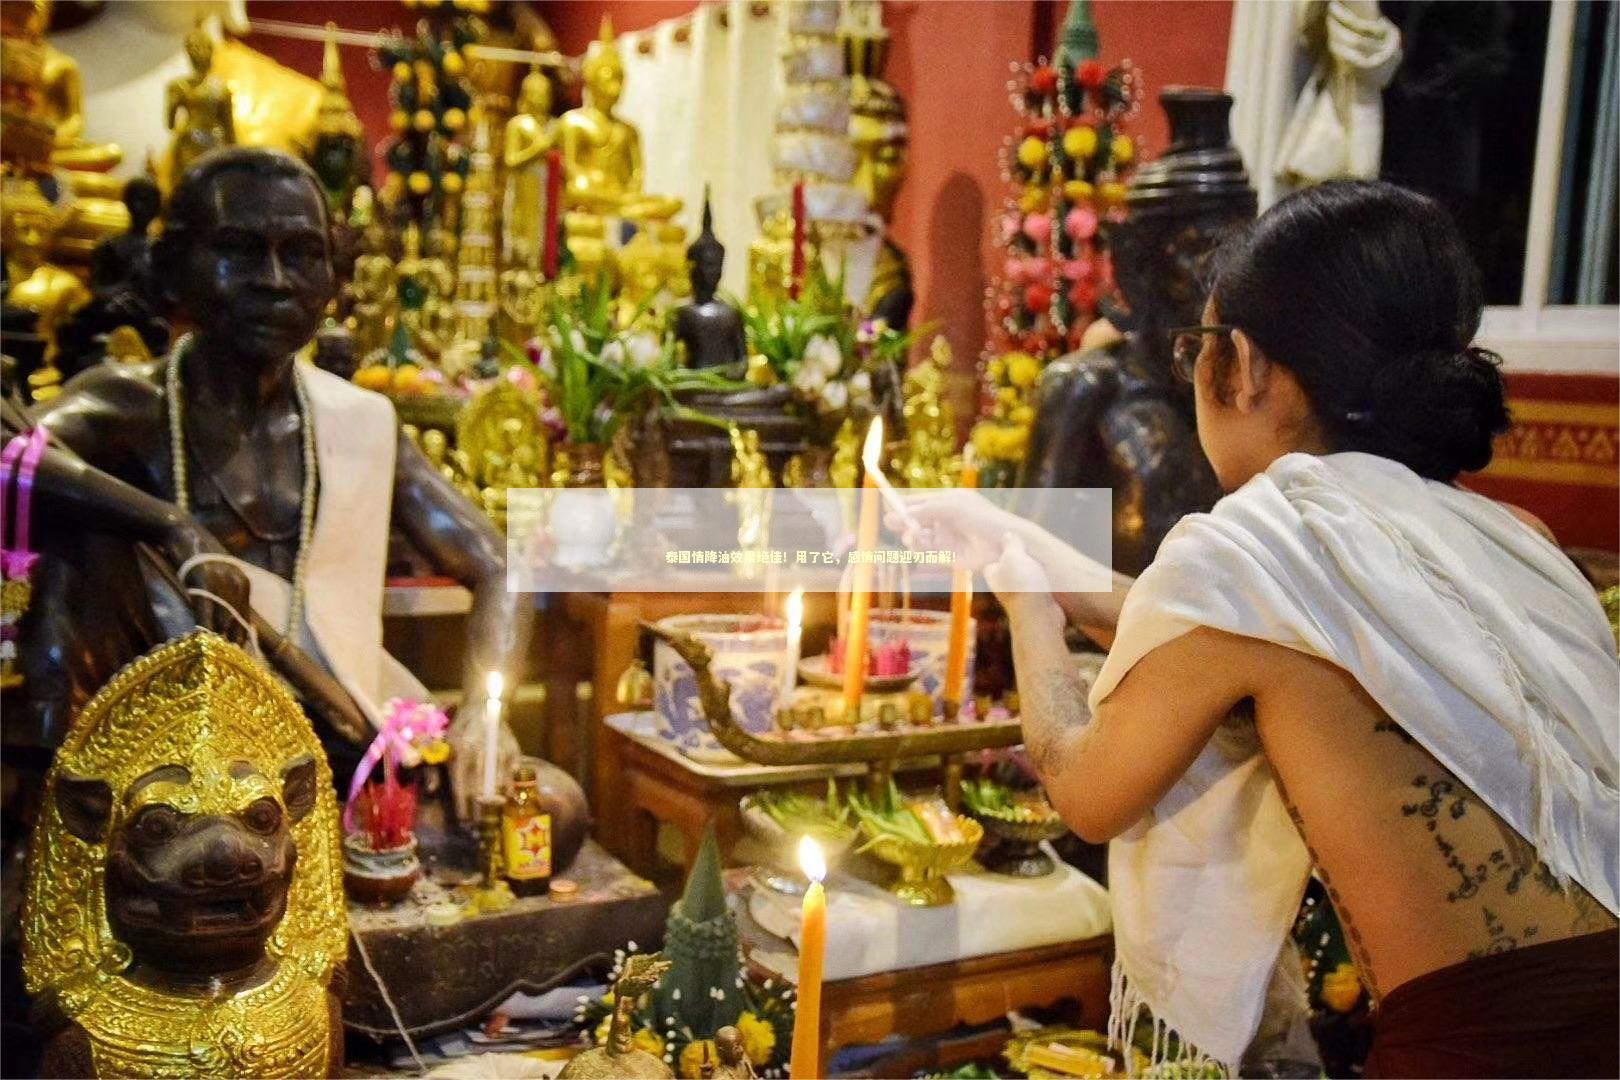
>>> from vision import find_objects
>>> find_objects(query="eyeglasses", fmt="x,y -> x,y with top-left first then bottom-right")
1167,324 -> 1236,383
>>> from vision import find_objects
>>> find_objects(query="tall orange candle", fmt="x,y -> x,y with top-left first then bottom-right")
841,418 -> 884,720
789,837 -> 827,1080
944,452 -> 979,718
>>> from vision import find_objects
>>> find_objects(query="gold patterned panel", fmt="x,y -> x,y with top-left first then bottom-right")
1484,399 -> 1619,488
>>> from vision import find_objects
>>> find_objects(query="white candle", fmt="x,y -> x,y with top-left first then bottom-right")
782,587 -> 804,700
481,670 -> 504,801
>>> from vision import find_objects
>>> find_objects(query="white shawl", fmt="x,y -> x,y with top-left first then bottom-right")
1090,451 -> 1620,1069
229,364 -> 428,726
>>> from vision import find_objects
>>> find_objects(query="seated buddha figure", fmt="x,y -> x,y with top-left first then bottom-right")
557,17 -> 680,225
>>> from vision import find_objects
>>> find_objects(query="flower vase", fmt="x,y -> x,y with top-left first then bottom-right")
342,833 -> 421,907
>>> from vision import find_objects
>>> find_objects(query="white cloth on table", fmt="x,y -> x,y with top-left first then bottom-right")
1090,450 -> 1620,1069
749,852 -> 1112,983
228,364 -> 428,728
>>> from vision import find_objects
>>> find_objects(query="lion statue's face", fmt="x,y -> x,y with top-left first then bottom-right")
55,755 -> 318,979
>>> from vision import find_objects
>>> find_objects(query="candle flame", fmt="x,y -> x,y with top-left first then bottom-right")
798,835 -> 826,882
485,671 -> 505,702
785,586 -> 804,627
861,416 -> 884,472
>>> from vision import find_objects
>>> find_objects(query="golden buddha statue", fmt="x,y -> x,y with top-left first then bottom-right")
503,65 -> 556,272
396,223 -> 455,360
350,220 -> 398,363
164,22 -> 237,192
41,38 -> 121,173
3,183 -> 89,401
616,221 -> 688,327
897,336 -> 956,488
557,17 -> 680,222
845,10 -> 913,327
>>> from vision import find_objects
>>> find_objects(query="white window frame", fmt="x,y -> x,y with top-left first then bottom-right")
1475,0 -> 1619,376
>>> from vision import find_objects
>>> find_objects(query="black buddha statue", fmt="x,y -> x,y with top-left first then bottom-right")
55,176 -> 170,377
674,195 -> 747,370
1020,88 -> 1257,576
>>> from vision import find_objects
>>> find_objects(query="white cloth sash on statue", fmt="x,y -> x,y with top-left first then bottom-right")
1090,451 -> 1620,1069
233,365 -> 427,727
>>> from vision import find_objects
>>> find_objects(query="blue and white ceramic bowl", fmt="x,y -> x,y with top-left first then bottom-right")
653,614 -> 788,748
868,608 -> 976,716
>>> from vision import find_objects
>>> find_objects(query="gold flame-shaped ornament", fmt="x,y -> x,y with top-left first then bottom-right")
22,631 -> 346,1078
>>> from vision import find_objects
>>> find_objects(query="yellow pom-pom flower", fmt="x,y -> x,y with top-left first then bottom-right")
413,109 -> 436,132
442,107 -> 467,132
1016,136 -> 1048,171
441,172 -> 464,195
1005,351 -> 1041,390
633,1029 -> 666,1058
736,1012 -> 777,1067
1063,179 -> 1095,203
1063,125 -> 1098,160
1321,962 -> 1364,1014
392,61 -> 412,82
441,51 -> 466,77
1099,181 -> 1128,206
408,171 -> 433,195
389,110 -> 409,133
1019,186 -> 1048,214
1010,403 -> 1035,426
1112,134 -> 1135,165
680,1039 -> 720,1079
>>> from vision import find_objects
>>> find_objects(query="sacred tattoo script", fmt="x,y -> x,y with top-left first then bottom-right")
1023,667 -> 1092,777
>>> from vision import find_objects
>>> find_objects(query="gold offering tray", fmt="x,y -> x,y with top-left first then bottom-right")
643,622 -> 1022,767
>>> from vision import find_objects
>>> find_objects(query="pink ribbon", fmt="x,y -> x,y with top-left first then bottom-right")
343,697 -> 450,832
1,428 -> 47,593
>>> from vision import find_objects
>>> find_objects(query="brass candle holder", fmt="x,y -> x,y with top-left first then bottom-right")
467,796 -> 514,912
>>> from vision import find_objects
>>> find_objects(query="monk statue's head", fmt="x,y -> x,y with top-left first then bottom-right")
153,147 -> 334,364
518,64 -> 553,118
185,21 -> 214,75
582,16 -> 625,112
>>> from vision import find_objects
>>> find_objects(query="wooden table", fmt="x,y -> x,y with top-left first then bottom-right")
820,935 -> 1114,1067
343,840 -> 666,1041
602,712 -> 934,877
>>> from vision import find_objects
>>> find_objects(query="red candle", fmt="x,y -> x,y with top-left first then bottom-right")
543,148 -> 562,280
790,181 -> 806,300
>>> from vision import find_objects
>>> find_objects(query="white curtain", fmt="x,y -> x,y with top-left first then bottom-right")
617,0 -> 784,297
49,1 -> 245,182
1224,0 -> 1315,210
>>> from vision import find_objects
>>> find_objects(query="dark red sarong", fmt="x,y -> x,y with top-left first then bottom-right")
1363,927 -> 1618,1078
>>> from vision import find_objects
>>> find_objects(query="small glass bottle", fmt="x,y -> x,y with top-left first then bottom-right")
502,764 -> 552,896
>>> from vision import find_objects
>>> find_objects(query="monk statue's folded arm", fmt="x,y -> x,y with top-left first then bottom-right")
390,430 -> 535,693
1006,594 -> 1249,843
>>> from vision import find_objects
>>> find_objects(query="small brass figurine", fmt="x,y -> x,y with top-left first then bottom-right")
558,953 -> 676,1079
708,1026 -> 759,1078
22,632 -> 347,1078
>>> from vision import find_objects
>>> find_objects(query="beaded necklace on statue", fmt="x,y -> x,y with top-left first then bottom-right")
166,337 -> 318,635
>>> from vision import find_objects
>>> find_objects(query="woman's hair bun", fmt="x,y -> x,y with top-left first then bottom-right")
1210,180 -> 1512,482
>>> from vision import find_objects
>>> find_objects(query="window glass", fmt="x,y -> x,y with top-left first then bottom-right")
1550,0 -> 1618,305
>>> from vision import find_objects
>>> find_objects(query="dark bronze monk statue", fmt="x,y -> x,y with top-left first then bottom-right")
1020,88 -> 1256,576
25,148 -> 531,813
673,195 -> 747,371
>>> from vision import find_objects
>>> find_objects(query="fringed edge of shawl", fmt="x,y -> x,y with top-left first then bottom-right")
1107,956 -> 1235,1078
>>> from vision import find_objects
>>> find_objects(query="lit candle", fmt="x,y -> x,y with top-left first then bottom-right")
789,181 -> 806,301
481,670 -> 504,801
789,836 -> 827,1080
782,587 -> 804,702
841,418 -> 884,719
944,451 -> 979,718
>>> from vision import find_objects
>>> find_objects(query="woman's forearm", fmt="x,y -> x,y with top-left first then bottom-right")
1005,592 -> 1093,784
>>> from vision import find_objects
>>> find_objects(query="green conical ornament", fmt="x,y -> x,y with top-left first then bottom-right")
1057,0 -> 1100,113
652,824 -> 743,1038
